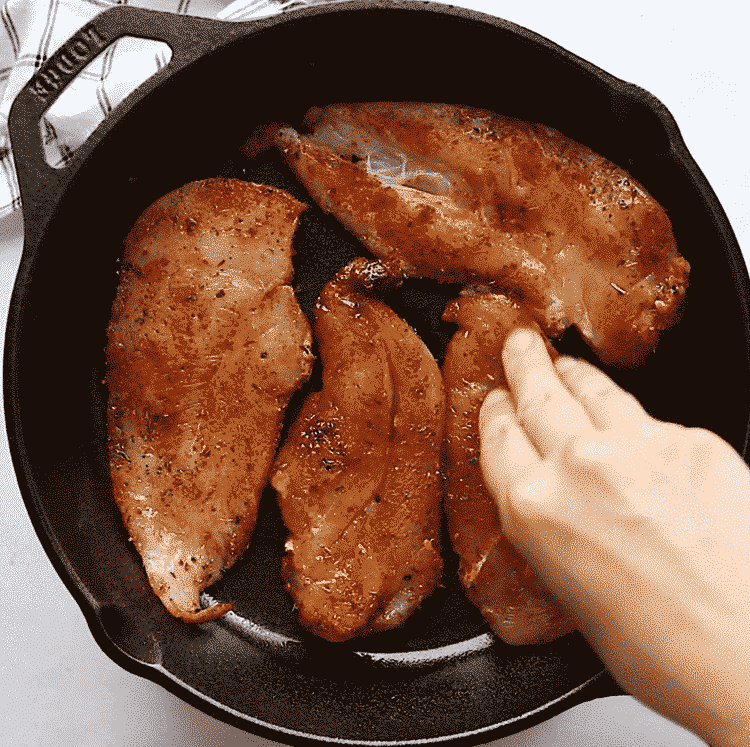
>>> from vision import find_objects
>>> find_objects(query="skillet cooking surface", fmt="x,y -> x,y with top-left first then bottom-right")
6,3 -> 750,744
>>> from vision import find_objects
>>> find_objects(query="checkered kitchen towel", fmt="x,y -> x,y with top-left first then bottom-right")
0,0 -> 324,217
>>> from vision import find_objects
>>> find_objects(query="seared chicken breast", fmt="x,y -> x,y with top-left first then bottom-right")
275,103 -> 689,367
107,178 -> 313,622
442,291 -> 573,644
271,259 -> 445,641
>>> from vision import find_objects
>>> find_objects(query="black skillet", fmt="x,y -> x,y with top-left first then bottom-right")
6,2 -> 750,744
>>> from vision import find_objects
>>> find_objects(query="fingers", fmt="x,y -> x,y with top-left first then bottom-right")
502,328 -> 592,456
479,387 -> 539,500
554,356 -> 649,431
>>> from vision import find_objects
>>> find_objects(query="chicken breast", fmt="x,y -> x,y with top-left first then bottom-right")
107,178 -> 314,623
442,290 -> 573,645
275,103 -> 689,367
270,258 -> 445,641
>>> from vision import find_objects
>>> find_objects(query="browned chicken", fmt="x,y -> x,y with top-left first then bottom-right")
270,258 -> 445,641
107,178 -> 314,623
275,103 -> 689,367
443,290 -> 574,645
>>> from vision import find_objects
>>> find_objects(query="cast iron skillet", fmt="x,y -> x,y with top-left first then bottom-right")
6,2 -> 750,744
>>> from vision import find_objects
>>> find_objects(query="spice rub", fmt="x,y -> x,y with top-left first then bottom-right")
270,259 -> 445,641
275,102 -> 689,367
442,290 -> 573,644
107,178 -> 314,622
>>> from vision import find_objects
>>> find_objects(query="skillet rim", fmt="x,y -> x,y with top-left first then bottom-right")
5,2 -> 750,744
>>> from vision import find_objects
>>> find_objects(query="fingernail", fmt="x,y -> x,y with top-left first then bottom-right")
554,356 -> 578,374
481,387 -> 513,413
478,388 -> 513,434
505,328 -> 536,353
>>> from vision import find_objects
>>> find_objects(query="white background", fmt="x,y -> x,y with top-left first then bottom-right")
2,1 -> 748,745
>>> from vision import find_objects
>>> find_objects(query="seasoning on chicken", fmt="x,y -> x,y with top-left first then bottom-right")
442,289 -> 574,645
107,178 -> 314,623
270,258 -> 445,642
275,102 -> 689,367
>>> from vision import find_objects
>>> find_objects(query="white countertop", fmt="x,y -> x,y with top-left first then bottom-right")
2,1 -> 748,745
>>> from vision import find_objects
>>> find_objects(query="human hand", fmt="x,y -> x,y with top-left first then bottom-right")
478,327 -> 750,747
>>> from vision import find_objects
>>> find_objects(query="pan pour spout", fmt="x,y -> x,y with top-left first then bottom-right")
270,258 -> 445,642
275,103 -> 690,367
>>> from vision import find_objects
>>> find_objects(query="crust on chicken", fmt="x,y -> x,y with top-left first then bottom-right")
271,259 -> 445,641
275,102 -> 689,367
442,290 -> 573,645
107,178 -> 314,623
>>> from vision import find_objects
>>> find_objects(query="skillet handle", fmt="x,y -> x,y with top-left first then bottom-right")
7,6 -> 252,250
